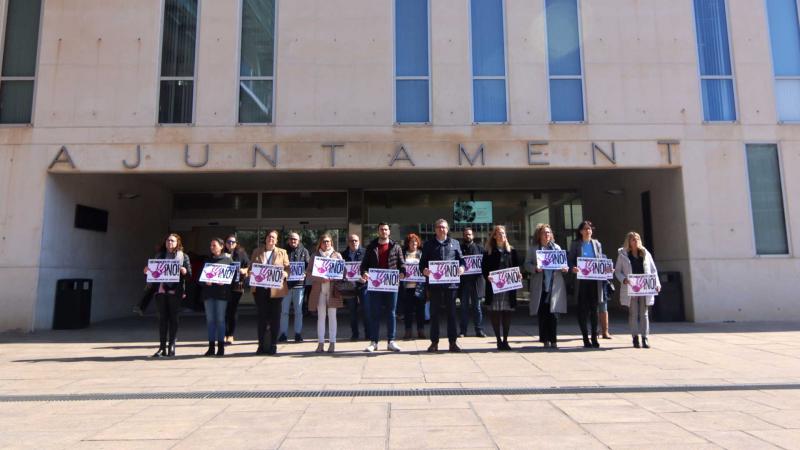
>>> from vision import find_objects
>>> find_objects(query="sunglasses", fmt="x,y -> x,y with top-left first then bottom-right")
226,240 -> 237,244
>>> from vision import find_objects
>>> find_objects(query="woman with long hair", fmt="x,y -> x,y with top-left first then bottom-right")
482,225 -> 520,351
224,234 -> 250,345
307,233 -> 344,353
143,233 -> 191,357
567,220 -> 607,349
401,233 -> 425,340
524,224 -> 568,349
615,231 -> 661,348
201,238 -> 233,357
250,230 -> 290,355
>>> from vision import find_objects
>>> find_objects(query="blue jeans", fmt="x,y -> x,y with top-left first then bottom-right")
204,299 -> 227,342
367,290 -> 398,343
280,288 -> 304,336
459,278 -> 483,334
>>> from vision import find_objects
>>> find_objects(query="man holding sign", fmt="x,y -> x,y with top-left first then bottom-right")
360,223 -> 405,353
419,219 -> 465,353
341,234 -> 368,341
614,231 -> 661,349
459,228 -> 486,338
280,233 -> 309,343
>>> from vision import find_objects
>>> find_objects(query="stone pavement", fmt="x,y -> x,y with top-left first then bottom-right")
1,314 -> 800,449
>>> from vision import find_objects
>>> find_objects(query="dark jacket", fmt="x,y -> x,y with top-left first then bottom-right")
286,244 -> 310,289
567,238 -> 606,305
482,247 -> 520,308
419,236 -> 465,290
341,245 -> 366,286
230,247 -> 251,292
361,239 -> 405,275
200,254 -> 234,301
156,250 -> 192,297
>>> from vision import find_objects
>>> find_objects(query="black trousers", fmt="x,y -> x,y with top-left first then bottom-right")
403,287 -> 426,331
537,291 -> 558,343
225,291 -> 243,337
138,284 -> 158,311
254,288 -> 281,349
429,288 -> 458,344
155,293 -> 180,347
577,281 -> 599,339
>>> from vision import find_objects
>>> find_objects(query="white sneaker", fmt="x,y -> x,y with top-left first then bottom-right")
387,341 -> 402,352
364,341 -> 378,353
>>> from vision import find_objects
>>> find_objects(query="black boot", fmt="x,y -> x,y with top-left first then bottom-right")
167,341 -> 176,357
633,336 -> 640,348
591,335 -> 600,348
582,336 -> 592,348
641,336 -> 650,349
216,340 -> 225,356
204,341 -> 215,356
152,345 -> 166,358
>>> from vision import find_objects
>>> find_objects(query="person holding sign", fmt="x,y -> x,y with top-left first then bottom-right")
568,220 -> 608,349
481,225 -> 521,351
250,230 -> 290,355
144,234 -> 191,358
401,233 -> 426,340
307,234 -> 344,353
200,238 -> 234,357
224,234 -> 250,346
341,234 -> 368,341
524,224 -> 569,349
460,228 -> 486,338
360,223 -> 405,353
281,233 -> 310,343
419,219 -> 466,353
614,231 -> 661,349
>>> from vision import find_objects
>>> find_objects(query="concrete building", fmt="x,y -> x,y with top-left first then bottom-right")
0,0 -> 797,331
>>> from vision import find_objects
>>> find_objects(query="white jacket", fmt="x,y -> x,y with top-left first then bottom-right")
614,247 -> 660,307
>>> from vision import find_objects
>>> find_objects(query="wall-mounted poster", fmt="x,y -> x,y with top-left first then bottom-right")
453,201 -> 493,224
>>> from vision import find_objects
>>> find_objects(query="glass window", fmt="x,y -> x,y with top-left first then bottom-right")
172,193 -> 259,219
470,0 -> 507,123
545,0 -> 584,122
693,0 -> 736,121
395,0 -> 430,123
0,0 -> 41,124
158,0 -> 198,124
239,0 -> 276,124
746,144 -> 789,255
765,0 -> 800,121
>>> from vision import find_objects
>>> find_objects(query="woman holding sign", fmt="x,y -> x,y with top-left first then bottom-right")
568,220 -> 607,349
200,238 -> 234,357
401,233 -> 425,340
307,233 -> 344,353
144,233 -> 191,358
615,231 -> 660,349
524,224 -> 569,349
250,230 -> 290,355
482,225 -> 521,351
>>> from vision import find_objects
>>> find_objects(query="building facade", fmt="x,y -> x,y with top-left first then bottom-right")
0,0 -> 797,331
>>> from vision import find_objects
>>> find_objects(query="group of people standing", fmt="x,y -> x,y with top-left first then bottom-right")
145,218 -> 660,357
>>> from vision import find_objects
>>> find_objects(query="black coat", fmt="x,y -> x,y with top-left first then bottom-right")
482,248 -> 520,308
155,250 -> 192,297
200,254 -> 233,301
361,239 -> 405,275
286,244 -> 310,289
230,247 -> 251,292
419,236 -> 465,290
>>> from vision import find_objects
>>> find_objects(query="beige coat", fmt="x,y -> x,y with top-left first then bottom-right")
307,250 -> 344,311
250,246 -> 290,298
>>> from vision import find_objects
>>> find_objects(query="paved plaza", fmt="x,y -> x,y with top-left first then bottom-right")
1,313 -> 800,449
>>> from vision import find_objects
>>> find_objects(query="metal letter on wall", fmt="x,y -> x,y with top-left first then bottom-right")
48,146 -> 76,170
123,145 -> 142,169
253,144 -> 279,168
389,145 -> 416,167
185,144 -> 209,168
458,144 -> 485,166
321,143 -> 345,167
591,142 -> 616,165
527,141 -> 550,166
658,140 -> 679,165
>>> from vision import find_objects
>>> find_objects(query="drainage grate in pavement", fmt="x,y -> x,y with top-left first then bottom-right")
1,383 -> 798,403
